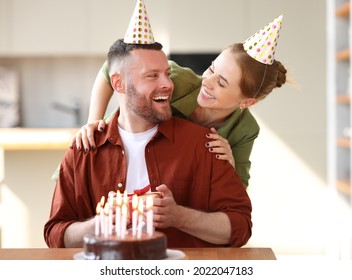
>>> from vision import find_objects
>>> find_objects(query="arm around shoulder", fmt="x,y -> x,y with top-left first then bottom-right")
88,63 -> 114,122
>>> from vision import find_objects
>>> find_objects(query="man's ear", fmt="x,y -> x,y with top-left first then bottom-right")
110,73 -> 125,93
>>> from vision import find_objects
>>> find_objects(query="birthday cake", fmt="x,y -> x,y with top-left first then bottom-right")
83,231 -> 167,260
82,189 -> 167,260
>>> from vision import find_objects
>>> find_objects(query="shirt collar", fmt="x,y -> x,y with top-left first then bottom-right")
96,109 -> 175,148
95,110 -> 122,148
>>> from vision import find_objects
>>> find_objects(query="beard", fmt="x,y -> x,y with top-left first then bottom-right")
125,83 -> 172,124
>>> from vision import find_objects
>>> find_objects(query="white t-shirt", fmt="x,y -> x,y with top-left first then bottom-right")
118,125 -> 158,193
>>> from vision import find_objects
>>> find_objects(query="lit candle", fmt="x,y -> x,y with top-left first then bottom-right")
115,191 -> 122,237
123,191 -> 129,222
123,190 -> 128,205
95,202 -> 101,236
108,194 -> 114,235
116,190 -> 122,205
103,203 -> 109,238
137,197 -> 144,239
121,204 -> 127,239
131,194 -> 138,236
146,195 -> 153,236
99,196 -> 105,236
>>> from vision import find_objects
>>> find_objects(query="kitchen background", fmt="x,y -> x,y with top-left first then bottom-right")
0,0 -> 351,259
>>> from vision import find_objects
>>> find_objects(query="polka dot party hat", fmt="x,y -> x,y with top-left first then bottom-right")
124,0 -> 155,44
243,14 -> 283,65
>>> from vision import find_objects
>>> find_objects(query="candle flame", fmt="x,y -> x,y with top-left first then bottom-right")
96,202 -> 101,215
132,194 -> 138,209
100,196 -> 105,206
138,197 -> 144,213
116,190 -> 122,206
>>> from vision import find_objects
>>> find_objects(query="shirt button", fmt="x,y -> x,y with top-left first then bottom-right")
117,183 -> 123,188
122,150 -> 125,155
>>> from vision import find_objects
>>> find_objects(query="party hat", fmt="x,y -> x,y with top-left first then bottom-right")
243,14 -> 283,65
124,0 -> 155,44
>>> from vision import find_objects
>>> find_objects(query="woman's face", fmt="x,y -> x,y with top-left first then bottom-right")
198,49 -> 244,111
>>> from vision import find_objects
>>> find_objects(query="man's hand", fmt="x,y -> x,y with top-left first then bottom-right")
152,184 -> 231,245
152,184 -> 182,228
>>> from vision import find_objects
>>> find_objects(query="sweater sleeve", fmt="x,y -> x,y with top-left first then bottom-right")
169,60 -> 202,102
100,60 -> 112,88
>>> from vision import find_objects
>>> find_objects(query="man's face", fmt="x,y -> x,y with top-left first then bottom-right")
125,49 -> 174,124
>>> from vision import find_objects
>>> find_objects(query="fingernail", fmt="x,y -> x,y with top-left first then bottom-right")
205,142 -> 210,147
209,148 -> 213,152
216,155 -> 219,159
85,148 -> 89,152
98,127 -> 103,132
91,146 -> 95,150
77,146 -> 81,150
206,133 -> 210,137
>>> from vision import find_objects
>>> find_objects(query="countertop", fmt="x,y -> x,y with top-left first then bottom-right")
0,128 -> 78,150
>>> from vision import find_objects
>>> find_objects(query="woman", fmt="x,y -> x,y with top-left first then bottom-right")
70,15 -> 287,188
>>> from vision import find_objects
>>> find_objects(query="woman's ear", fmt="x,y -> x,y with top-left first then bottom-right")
110,73 -> 124,93
242,98 -> 256,109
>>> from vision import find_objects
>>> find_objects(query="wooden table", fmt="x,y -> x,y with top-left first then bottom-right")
0,247 -> 276,260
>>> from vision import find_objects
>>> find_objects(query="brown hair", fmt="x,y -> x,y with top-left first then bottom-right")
228,43 -> 287,101
107,38 -> 163,73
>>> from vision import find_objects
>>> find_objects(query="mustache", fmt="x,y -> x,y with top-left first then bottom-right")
152,89 -> 173,97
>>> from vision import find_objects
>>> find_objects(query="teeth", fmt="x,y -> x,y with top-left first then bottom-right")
202,89 -> 215,99
153,96 -> 168,101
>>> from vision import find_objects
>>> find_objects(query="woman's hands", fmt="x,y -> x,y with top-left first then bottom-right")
70,119 -> 106,151
205,127 -> 235,168
69,122 -> 235,170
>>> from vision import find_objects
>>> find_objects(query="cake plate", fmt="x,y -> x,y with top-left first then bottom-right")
73,249 -> 185,260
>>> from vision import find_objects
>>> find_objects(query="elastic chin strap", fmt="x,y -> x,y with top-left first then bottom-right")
254,64 -> 268,98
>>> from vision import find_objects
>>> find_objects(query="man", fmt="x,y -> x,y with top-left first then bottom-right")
44,39 -> 252,248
